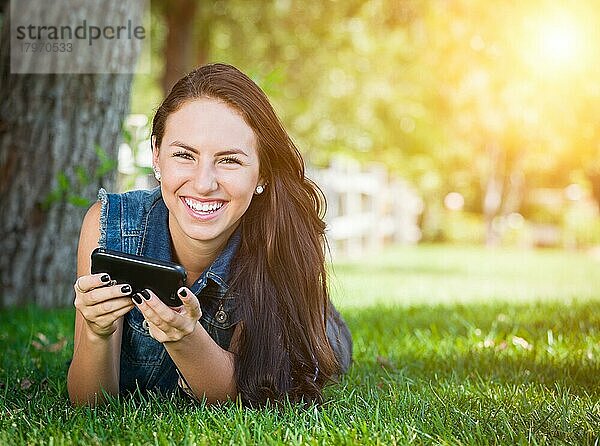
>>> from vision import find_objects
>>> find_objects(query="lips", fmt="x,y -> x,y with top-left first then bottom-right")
183,197 -> 225,212
181,196 -> 227,219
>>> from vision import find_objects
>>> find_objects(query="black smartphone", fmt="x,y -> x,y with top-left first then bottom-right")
91,247 -> 187,306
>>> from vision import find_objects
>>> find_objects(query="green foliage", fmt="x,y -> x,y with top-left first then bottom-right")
74,166 -> 90,188
2,246 -> 600,444
248,66 -> 286,98
94,144 -> 118,178
41,172 -> 72,210
41,145 -> 117,210
438,211 -> 485,245
132,0 -> 600,232
563,205 -> 600,248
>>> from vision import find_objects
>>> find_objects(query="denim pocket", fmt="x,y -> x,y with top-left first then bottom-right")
200,316 -> 237,351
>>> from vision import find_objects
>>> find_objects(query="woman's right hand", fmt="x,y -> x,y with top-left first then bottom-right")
73,273 -> 135,339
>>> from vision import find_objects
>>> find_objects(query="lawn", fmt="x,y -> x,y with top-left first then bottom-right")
1,244 -> 599,445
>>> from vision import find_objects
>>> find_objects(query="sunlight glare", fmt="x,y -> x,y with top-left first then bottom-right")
537,18 -> 581,65
523,11 -> 589,76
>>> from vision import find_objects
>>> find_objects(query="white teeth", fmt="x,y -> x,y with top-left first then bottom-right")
184,198 -> 224,213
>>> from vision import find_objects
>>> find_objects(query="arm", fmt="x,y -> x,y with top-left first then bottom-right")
132,288 -> 237,403
67,202 -> 135,406
165,321 -> 237,403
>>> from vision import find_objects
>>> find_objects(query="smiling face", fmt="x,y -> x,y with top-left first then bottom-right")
153,98 -> 262,251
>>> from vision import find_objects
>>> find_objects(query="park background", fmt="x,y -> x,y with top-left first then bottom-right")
1,0 -> 600,444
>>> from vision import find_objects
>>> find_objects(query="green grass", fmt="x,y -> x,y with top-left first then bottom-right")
1,244 -> 600,445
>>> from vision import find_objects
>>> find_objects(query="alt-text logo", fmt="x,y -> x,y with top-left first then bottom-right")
11,0 -> 151,74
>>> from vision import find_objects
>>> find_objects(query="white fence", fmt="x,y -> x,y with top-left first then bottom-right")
309,157 -> 423,259
118,116 -> 423,259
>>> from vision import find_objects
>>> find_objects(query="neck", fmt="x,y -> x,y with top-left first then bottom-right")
168,217 -> 236,286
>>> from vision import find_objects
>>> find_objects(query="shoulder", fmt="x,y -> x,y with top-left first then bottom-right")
95,187 -> 163,248
98,186 -> 161,207
97,186 -> 162,220
124,187 -> 162,202
77,201 -> 102,275
83,199 -> 102,222
81,199 -> 102,237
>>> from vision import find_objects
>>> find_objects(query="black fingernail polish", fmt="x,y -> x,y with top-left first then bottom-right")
179,289 -> 187,297
121,285 -> 131,294
132,293 -> 143,305
141,289 -> 151,300
101,274 -> 110,282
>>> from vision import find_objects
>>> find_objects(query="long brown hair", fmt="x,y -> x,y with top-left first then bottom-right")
152,63 -> 339,405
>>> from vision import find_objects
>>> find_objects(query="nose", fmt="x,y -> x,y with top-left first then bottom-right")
192,160 -> 218,194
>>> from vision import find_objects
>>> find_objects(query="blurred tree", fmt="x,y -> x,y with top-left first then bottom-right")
133,0 -> 450,237
155,0 -> 198,93
0,1 -> 143,306
135,0 -> 442,174
204,0 -> 435,165
132,0 -> 600,242
419,0 -> 600,243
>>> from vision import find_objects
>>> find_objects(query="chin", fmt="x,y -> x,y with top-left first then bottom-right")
183,222 -> 237,243
185,228 -> 226,242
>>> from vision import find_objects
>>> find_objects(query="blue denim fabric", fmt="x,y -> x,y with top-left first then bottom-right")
97,186 -> 352,395
97,187 -> 241,395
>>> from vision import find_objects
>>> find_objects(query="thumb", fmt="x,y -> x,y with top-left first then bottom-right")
178,287 -> 201,318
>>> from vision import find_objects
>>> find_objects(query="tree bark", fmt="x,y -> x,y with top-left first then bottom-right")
160,0 -> 199,94
0,1 -> 142,307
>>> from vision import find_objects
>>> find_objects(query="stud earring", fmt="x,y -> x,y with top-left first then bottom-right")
255,185 -> 265,195
153,167 -> 161,182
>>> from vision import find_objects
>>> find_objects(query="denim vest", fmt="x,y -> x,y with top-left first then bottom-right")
97,187 -> 241,394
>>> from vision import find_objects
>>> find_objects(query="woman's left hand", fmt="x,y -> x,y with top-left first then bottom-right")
133,287 -> 202,343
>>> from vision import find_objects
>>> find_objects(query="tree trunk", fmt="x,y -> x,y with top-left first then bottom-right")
161,0 -> 199,94
586,169 -> 600,214
0,1 -> 142,307
501,168 -> 525,216
482,142 -> 505,246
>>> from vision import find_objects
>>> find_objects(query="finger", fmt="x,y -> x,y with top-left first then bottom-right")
178,287 -> 202,319
79,283 -> 133,306
133,290 -> 172,324
146,320 -> 169,343
134,289 -> 180,329
75,273 -> 112,294
80,296 -> 135,320
75,283 -> 132,316
93,300 -> 135,326
91,295 -> 136,316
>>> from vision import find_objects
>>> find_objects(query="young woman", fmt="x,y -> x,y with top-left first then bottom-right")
67,63 -> 352,407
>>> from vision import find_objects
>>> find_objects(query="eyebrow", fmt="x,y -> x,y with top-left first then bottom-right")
169,140 -> 249,157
